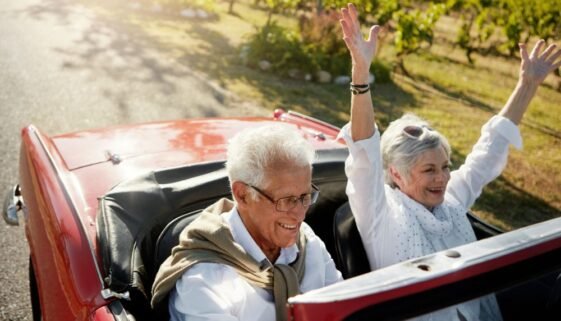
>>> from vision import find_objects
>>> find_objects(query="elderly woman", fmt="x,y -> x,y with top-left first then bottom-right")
339,2 -> 561,271
338,3 -> 560,320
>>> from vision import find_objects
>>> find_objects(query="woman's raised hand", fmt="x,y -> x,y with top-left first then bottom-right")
339,3 -> 380,73
499,40 -> 561,124
519,40 -> 561,86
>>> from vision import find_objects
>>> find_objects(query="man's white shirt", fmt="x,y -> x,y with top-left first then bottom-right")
169,207 -> 342,321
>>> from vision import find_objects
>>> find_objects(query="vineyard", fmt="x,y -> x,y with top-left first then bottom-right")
135,0 -> 561,85
98,0 -> 561,229
223,0 -> 561,82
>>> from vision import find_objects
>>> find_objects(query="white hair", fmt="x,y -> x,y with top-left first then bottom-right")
380,114 -> 451,187
225,124 -> 315,199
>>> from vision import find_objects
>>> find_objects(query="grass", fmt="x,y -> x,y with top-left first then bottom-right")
87,0 -> 560,230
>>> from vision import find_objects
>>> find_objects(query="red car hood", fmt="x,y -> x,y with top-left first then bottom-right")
53,118 -> 270,170
52,117 -> 343,170
43,116 -> 344,243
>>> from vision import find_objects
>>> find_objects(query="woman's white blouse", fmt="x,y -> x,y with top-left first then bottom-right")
339,115 -> 522,270
169,208 -> 342,321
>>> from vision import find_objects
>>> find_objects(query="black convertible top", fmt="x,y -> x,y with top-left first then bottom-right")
96,148 -> 349,318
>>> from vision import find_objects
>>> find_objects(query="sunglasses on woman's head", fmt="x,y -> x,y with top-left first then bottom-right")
402,125 -> 434,139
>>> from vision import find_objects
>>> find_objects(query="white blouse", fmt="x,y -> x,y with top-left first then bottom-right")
340,115 -> 522,270
339,115 -> 521,321
169,208 -> 342,321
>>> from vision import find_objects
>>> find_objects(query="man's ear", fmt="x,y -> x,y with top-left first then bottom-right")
389,166 -> 404,189
232,181 -> 249,206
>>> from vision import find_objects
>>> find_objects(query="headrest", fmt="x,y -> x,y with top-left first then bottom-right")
333,202 -> 371,278
97,161 -> 230,298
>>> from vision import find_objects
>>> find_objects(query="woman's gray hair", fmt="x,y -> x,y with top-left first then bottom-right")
380,114 -> 451,187
226,124 -> 315,198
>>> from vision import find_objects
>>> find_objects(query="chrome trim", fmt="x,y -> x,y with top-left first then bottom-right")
105,150 -> 122,165
286,111 -> 341,131
101,289 -> 131,301
108,300 -> 136,321
3,184 -> 22,226
303,128 -> 327,141
29,127 -> 105,289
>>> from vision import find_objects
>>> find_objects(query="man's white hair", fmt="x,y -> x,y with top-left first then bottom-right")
381,114 -> 451,187
226,124 -> 315,198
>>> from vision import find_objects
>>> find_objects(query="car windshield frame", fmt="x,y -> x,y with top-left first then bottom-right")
288,216 -> 561,321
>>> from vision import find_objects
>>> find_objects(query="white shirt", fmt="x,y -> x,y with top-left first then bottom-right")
340,115 -> 522,270
169,208 -> 342,321
340,115 -> 519,321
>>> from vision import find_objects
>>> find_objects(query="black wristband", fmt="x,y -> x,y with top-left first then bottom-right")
350,83 -> 370,89
351,87 -> 370,95
350,83 -> 370,95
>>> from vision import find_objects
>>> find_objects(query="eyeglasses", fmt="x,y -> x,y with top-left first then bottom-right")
402,125 -> 433,139
248,184 -> 320,212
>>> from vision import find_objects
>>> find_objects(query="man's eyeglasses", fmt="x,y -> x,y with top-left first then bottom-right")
248,184 -> 320,212
402,125 -> 434,139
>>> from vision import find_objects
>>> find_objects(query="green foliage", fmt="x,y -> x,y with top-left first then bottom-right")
322,0 -> 378,16
244,22 -> 316,75
375,0 -> 400,25
321,0 -> 399,25
244,0 -> 560,82
451,0 -> 561,59
502,0 -> 561,43
244,9 -> 392,83
393,3 -> 446,57
263,0 -> 300,24
502,11 -> 522,55
454,1 -> 497,63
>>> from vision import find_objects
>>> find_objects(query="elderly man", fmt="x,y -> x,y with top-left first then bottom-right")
151,124 -> 342,321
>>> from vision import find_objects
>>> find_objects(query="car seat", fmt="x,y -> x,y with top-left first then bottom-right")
332,202 -> 371,279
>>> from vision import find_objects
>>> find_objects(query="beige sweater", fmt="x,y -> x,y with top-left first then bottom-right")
151,198 -> 307,321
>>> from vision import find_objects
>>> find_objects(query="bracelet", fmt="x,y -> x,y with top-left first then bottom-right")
350,83 -> 370,95
350,83 -> 369,89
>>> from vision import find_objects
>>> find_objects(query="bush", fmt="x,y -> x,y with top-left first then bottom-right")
244,22 -> 316,76
299,10 -> 350,76
243,9 -> 392,83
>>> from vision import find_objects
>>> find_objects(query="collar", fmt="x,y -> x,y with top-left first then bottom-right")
226,207 -> 300,268
390,188 -> 453,236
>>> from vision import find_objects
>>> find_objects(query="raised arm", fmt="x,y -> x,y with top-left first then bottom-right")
448,41 -> 561,209
499,40 -> 561,124
339,3 -> 380,141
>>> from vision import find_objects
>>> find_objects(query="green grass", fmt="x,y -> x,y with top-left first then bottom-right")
88,0 -> 561,230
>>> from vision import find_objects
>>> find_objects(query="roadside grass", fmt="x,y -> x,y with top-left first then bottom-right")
89,0 -> 560,230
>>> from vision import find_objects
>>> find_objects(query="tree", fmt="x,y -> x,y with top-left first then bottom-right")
393,3 -> 446,76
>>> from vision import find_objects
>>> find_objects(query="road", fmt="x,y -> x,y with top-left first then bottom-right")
0,0 -> 265,319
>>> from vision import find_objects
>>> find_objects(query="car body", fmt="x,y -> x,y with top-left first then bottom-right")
3,109 -> 561,321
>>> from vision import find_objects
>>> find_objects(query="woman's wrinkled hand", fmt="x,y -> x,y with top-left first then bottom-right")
519,40 -> 561,86
339,3 -> 380,71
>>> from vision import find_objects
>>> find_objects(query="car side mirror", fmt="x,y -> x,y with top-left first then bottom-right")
3,184 -> 22,226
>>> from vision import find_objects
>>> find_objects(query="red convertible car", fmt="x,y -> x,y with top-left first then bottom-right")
3,109 -> 561,321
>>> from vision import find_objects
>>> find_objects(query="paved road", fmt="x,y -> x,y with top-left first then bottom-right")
0,1 -> 265,319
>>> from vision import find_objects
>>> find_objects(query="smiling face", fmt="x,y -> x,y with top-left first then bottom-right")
233,162 -> 312,262
392,146 -> 451,210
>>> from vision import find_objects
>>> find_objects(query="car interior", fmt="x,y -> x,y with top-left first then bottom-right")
96,147 -> 560,321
